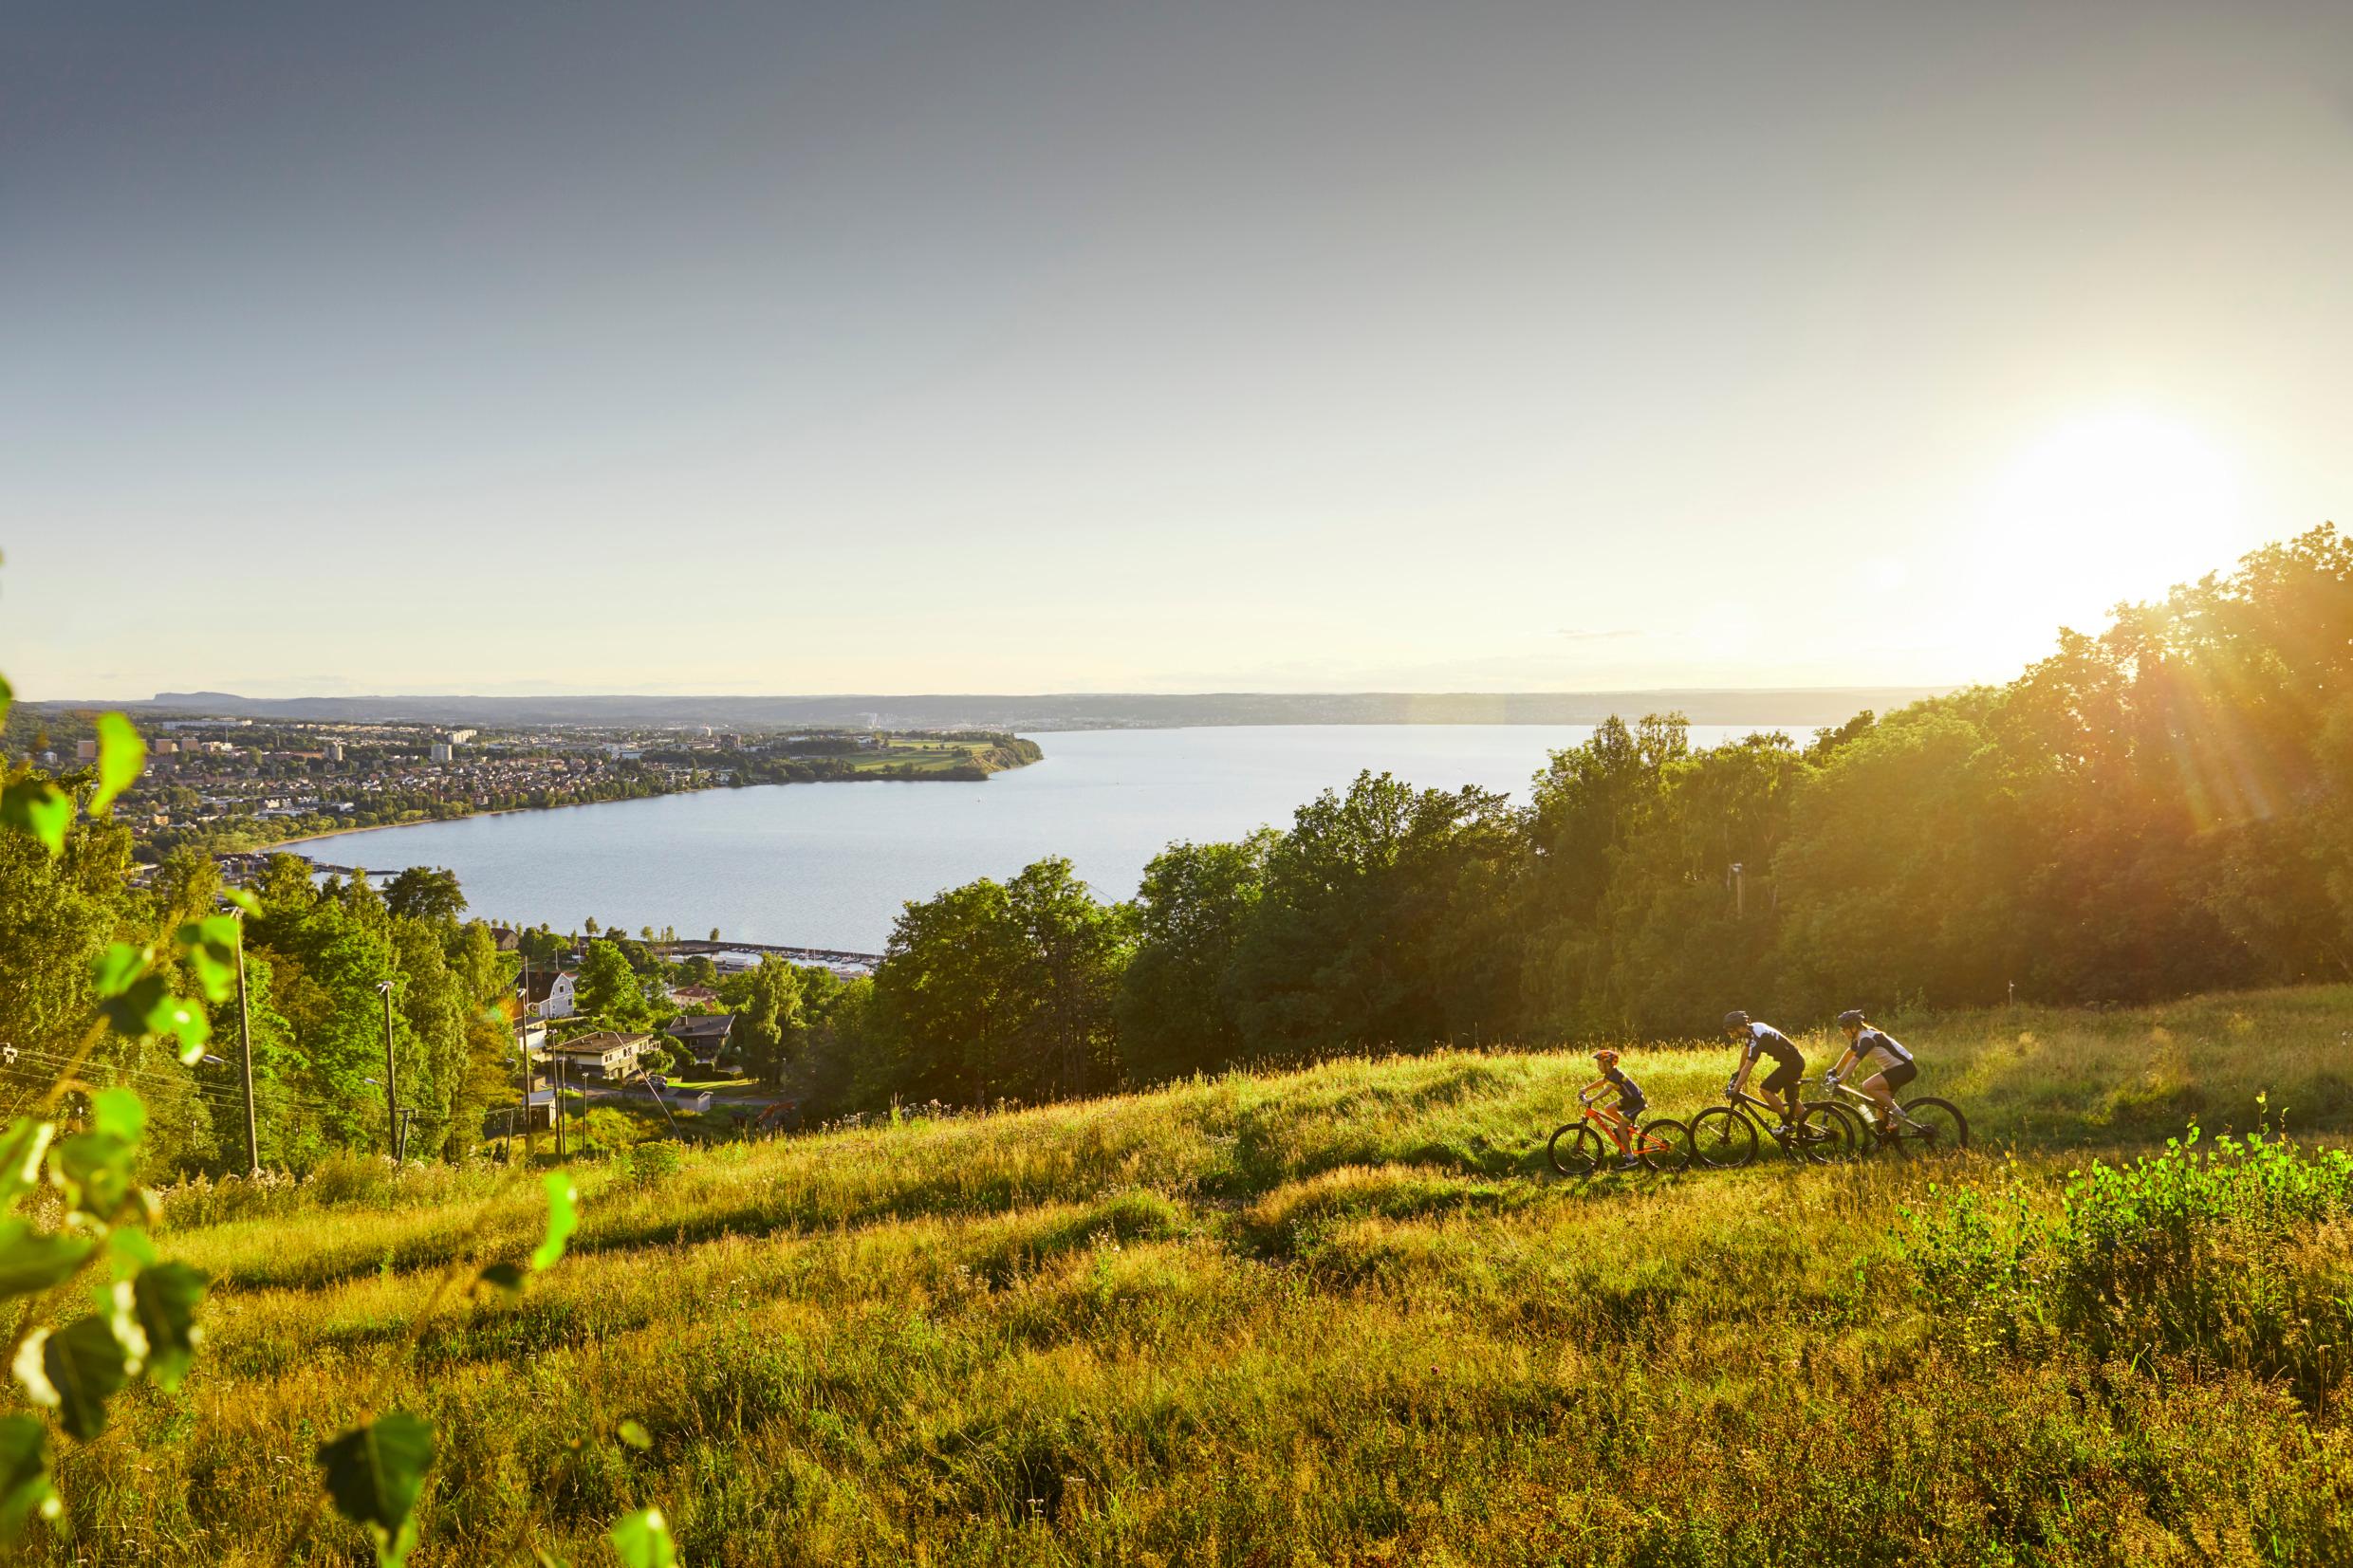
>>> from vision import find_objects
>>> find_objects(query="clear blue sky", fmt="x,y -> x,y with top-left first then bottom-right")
4,1 -> 2347,699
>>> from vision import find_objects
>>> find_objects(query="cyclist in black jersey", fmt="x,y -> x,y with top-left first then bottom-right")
1825,1009 -> 1918,1131
1579,1049 -> 1649,1170
1722,1010 -> 1808,1134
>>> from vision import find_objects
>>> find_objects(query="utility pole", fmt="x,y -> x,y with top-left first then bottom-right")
377,980 -> 399,1163
1731,862 -> 1746,919
233,913 -> 259,1176
638,1065 -> 680,1140
554,1054 -> 567,1160
518,954 -> 537,1164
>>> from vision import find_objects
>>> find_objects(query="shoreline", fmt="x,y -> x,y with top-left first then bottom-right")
247,750 -> 1043,859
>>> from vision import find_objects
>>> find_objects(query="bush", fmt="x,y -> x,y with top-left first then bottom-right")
580,1106 -> 648,1155
622,1140 -> 683,1188
1902,1119 -> 2353,1405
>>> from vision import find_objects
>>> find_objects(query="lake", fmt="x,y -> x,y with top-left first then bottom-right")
317,724 -> 1803,950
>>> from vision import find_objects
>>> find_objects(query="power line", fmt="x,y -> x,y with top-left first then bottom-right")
3,1047 -> 348,1116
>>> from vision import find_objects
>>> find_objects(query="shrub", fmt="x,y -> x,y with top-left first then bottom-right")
623,1140 -> 683,1188
581,1107 -> 648,1155
1902,1120 -> 2353,1405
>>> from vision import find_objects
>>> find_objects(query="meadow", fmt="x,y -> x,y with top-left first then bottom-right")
44,987 -> 2353,1565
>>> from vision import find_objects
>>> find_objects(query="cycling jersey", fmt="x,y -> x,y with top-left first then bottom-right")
1744,1022 -> 1805,1069
1855,1028 -> 1914,1068
1603,1065 -> 1647,1112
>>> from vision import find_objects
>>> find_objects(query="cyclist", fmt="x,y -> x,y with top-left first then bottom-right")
1825,1009 -> 1917,1131
1579,1048 -> 1649,1170
1722,1009 -> 1808,1138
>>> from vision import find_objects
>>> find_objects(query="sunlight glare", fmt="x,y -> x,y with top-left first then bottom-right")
1981,409 -> 2245,651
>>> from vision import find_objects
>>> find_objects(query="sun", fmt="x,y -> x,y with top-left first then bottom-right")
1979,408 -> 2246,655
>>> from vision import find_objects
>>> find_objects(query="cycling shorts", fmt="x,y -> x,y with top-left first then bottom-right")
1760,1059 -> 1804,1095
1616,1096 -> 1647,1121
1878,1060 -> 1918,1091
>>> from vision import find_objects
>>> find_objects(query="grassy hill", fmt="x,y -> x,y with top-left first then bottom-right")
53,987 -> 2353,1565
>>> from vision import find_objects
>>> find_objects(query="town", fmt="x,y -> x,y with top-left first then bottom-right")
0,708 -> 1041,860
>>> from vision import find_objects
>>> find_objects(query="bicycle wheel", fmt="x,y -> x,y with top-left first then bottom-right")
1825,1097 -> 1883,1154
1547,1122 -> 1607,1177
1637,1118 -> 1694,1174
1894,1098 -> 1969,1157
1790,1103 -> 1854,1165
1686,1107 -> 1757,1170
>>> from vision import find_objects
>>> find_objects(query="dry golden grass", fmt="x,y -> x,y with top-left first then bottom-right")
34,985 -> 2353,1565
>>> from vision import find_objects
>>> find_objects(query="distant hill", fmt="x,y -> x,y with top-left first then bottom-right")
116,689 -> 1949,730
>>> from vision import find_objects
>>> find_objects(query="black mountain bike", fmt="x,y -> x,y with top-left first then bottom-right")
1687,1084 -> 1855,1169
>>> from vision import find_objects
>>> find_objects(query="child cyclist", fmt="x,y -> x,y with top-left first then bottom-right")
1721,1009 -> 1808,1137
1825,1009 -> 1918,1131
1579,1048 -> 1649,1170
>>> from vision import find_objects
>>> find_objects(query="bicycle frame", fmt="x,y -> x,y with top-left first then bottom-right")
1825,1081 -> 1900,1128
1579,1098 -> 1677,1162
1830,1079 -> 1919,1141
1720,1084 -> 1848,1156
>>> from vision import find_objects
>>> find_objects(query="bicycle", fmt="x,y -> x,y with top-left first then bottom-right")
1687,1082 -> 1856,1169
1827,1078 -> 1969,1156
1547,1095 -> 1694,1176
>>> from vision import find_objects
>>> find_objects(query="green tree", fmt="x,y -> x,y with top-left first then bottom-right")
1004,857 -> 1131,1098
0,794 -> 131,1055
575,939 -> 648,1025
1518,715 -> 1689,1033
1229,773 -> 1520,1056
727,957 -> 806,1086
1117,833 -> 1272,1081
383,866 -> 466,923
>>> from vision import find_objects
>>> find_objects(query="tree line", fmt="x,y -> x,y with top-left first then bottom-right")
775,526 -> 2353,1112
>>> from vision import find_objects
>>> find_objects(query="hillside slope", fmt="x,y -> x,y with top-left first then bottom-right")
56,987 -> 2353,1565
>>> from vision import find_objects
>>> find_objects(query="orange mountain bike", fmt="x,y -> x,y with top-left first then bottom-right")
1547,1095 -> 1693,1176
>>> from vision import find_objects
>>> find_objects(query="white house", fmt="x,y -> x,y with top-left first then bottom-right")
525,970 -> 579,1019
548,1032 -> 654,1083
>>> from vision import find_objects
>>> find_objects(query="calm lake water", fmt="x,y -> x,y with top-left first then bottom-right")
319,725 -> 1800,950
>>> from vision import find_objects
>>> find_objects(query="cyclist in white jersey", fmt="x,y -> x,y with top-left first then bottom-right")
1825,1009 -> 1918,1131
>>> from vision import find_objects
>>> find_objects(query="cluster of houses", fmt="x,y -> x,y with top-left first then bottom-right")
494,964 -> 743,1134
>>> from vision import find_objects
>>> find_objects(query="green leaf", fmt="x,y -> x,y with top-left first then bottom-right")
107,1226 -> 157,1276
608,1507 -> 677,1568
89,949 -> 210,1061
0,1222 -> 96,1299
0,1122 -> 56,1208
475,1261 -> 526,1295
221,886 -> 262,917
131,1262 -> 206,1392
89,713 -> 145,817
616,1418 -> 652,1450
52,1132 -> 139,1222
176,914 -> 243,1005
0,673 -> 10,734
0,1413 -> 60,1544
91,943 -> 147,999
0,779 -> 72,857
530,1172 -> 578,1272
42,1313 -> 139,1442
317,1411 -> 435,1568
91,1088 -> 144,1146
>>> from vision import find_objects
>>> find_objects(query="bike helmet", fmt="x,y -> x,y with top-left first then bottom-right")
1593,1048 -> 1621,1068
1837,1008 -> 1866,1028
1722,1010 -> 1751,1033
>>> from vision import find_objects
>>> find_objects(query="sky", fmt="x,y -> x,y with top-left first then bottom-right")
4,0 -> 2349,700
